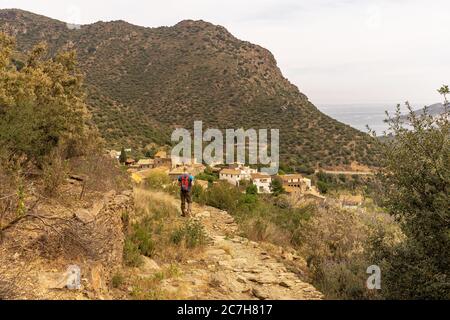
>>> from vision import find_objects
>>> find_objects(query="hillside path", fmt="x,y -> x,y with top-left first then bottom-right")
156,200 -> 323,300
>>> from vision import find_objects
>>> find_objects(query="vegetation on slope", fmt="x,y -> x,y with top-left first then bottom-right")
0,9 -> 380,168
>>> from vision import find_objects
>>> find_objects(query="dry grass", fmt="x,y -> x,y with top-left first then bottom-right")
133,188 -> 179,221
125,187 -> 207,265
128,264 -> 187,300
239,217 -> 291,247
297,203 -> 401,299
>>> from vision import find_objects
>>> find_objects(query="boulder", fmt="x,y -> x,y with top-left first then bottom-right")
39,265 -> 81,290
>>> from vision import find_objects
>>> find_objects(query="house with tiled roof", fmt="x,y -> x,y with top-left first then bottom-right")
154,150 -> 172,168
219,168 -> 244,186
250,173 -> 272,194
137,158 -> 154,169
280,174 -> 312,193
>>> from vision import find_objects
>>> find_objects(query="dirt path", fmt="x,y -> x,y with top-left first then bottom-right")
157,201 -> 323,300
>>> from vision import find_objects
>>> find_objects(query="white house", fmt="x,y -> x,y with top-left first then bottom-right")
109,150 -> 121,160
240,166 -> 258,180
250,173 -> 272,194
219,168 -> 244,186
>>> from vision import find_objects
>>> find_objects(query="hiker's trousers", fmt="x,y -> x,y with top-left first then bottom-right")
180,190 -> 192,216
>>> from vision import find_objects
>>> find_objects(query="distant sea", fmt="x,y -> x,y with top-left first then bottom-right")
317,103 -> 417,135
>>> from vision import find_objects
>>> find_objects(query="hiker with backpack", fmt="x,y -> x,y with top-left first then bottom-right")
178,168 -> 194,217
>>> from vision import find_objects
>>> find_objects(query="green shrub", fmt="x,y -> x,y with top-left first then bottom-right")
317,181 -> 329,194
201,181 -> 241,212
111,273 -> 124,288
269,177 -> 285,196
171,221 -> 207,248
123,238 -> 142,267
196,172 -> 218,183
369,96 -> 450,299
191,184 -> 204,202
144,170 -> 172,190
246,184 -> 258,195
129,217 -> 156,257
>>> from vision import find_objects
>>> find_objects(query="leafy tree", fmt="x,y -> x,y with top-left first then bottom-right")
0,33 -> 97,166
317,181 -> 329,194
119,147 -> 127,164
270,177 -> 285,196
437,85 -> 449,104
144,147 -> 156,158
196,172 -> 217,183
370,88 -> 450,299
246,184 -> 258,195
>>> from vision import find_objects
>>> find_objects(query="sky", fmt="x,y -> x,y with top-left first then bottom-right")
1,0 -> 449,106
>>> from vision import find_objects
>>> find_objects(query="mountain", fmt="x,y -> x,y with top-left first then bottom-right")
0,9 -> 380,168
399,103 -> 449,122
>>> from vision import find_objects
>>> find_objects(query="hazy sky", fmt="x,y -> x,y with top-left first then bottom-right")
1,0 -> 449,105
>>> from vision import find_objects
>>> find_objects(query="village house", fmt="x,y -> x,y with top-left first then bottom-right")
168,163 -> 206,181
240,166 -> 258,180
250,173 -> 272,194
171,156 -> 200,168
282,173 -> 325,203
280,174 -> 312,192
125,158 -> 136,166
154,150 -> 172,168
219,168 -> 244,187
169,167 -> 186,181
136,158 -> 154,170
190,163 -> 206,175
219,164 -> 258,187
109,150 -> 121,160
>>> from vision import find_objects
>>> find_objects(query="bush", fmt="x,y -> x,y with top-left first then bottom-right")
0,34 -> 96,167
270,177 -> 285,196
144,170 -> 172,190
111,273 -> 124,288
191,184 -> 204,202
42,150 -> 68,196
246,184 -> 258,195
123,238 -> 143,267
196,172 -> 218,183
126,188 -> 207,265
298,204 -> 392,299
201,181 -> 241,212
369,95 -> 450,299
317,181 -> 329,194
130,217 -> 156,257
170,221 -> 207,248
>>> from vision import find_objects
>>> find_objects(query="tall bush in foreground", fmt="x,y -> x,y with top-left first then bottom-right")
370,87 -> 450,299
0,32 -> 97,167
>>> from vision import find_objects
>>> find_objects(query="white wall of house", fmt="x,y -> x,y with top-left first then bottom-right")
302,178 -> 312,189
219,173 -> 242,186
253,177 -> 272,194
240,167 -> 257,180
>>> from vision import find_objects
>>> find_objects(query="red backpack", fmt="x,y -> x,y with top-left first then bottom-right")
180,174 -> 191,191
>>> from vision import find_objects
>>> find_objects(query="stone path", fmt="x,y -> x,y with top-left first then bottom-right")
157,202 -> 323,300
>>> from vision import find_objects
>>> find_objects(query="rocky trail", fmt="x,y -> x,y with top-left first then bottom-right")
149,199 -> 323,300
1,186 -> 322,300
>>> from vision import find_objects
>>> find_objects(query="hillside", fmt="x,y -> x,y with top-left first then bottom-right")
399,103 -> 449,122
0,9 -> 380,168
